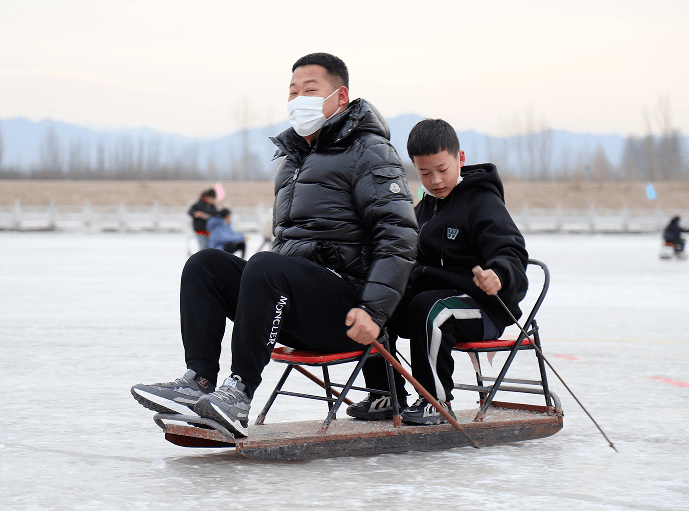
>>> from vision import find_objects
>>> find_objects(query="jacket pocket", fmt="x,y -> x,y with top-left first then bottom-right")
370,167 -> 411,201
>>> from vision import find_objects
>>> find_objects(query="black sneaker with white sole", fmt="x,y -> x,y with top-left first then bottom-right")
401,397 -> 456,425
346,394 -> 407,421
193,375 -> 251,438
131,369 -> 214,415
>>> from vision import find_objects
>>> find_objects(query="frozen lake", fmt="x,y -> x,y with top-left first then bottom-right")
1,231 -> 688,510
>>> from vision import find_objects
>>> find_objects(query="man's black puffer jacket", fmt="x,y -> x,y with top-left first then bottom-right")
269,98 -> 419,328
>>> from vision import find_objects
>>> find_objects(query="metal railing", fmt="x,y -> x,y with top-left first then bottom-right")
0,200 -> 685,234
0,201 -> 273,234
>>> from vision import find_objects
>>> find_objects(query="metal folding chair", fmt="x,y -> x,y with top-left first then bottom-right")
452,259 -> 561,421
255,331 -> 400,434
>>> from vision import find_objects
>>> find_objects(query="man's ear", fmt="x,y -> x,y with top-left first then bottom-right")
459,150 -> 466,167
338,86 -> 349,107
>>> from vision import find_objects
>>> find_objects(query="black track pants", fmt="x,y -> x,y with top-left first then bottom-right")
180,249 -> 363,398
363,290 -> 485,403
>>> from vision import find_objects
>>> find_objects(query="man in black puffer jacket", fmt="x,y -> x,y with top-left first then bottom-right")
131,53 -> 418,438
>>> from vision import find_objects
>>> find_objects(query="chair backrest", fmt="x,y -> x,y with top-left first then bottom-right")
518,259 -> 550,339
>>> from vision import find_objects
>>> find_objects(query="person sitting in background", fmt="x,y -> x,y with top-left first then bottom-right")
663,216 -> 688,254
207,208 -> 247,259
188,189 -> 218,250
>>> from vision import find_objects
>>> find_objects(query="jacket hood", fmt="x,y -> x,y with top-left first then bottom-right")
272,98 -> 390,157
449,163 -> 505,203
419,173 -> 463,198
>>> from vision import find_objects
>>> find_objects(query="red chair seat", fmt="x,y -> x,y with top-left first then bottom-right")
454,337 -> 533,351
271,346 -> 379,364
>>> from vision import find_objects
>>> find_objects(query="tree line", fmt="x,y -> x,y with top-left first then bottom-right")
1,109 -> 686,182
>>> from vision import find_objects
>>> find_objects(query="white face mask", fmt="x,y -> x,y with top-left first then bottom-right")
287,88 -> 342,136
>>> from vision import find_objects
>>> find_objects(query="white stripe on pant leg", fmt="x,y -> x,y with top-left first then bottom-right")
426,300 -> 482,403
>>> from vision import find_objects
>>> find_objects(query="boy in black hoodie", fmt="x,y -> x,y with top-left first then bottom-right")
348,119 -> 529,424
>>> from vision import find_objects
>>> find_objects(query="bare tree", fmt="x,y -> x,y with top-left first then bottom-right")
136,136 -> 146,180
654,96 -> 685,180
113,134 -> 135,179
39,123 -> 62,176
180,142 -> 200,178
96,138 -> 106,178
233,96 -> 266,180
234,96 -> 252,181
0,120 -> 4,170
146,136 -> 161,178
502,110 -> 553,180
485,136 -> 512,179
620,136 -> 641,181
207,148 -> 219,180
592,145 -> 612,187
68,139 -> 91,178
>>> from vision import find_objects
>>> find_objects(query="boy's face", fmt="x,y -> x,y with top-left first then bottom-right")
413,150 -> 465,199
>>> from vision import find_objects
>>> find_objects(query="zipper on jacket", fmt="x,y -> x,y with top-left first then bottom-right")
434,198 -> 444,266
439,192 -> 457,267
286,151 -> 313,221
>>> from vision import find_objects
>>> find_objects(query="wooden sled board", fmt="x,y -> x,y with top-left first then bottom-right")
156,402 -> 563,460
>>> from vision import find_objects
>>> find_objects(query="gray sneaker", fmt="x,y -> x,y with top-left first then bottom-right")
131,369 -> 213,415
194,375 -> 251,437
401,397 -> 456,425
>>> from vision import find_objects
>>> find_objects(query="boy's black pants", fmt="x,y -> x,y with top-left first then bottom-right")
180,249 -> 364,399
363,290 -> 487,403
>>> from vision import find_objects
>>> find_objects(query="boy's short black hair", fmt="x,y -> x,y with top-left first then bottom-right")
407,119 -> 460,160
202,189 -> 216,198
219,208 -> 231,218
292,52 -> 349,88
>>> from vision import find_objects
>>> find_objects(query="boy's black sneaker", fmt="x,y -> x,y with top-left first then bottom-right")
346,394 -> 407,421
401,397 -> 456,425
131,369 -> 214,415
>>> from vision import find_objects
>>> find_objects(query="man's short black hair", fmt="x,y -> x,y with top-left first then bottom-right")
292,52 -> 349,88
407,119 -> 460,160
202,188 -> 216,198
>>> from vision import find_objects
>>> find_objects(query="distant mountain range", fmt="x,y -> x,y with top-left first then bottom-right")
1,116 -> 683,178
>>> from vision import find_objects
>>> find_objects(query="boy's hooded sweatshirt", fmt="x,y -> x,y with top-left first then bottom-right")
410,163 -> 528,333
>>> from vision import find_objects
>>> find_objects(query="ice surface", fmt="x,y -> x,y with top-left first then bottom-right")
0,232 -> 688,510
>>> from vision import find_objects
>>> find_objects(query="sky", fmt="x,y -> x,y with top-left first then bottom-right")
1,0 -> 688,138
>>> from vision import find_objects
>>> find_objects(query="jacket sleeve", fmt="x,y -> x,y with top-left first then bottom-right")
468,191 -> 528,303
350,139 -> 419,327
188,201 -> 200,218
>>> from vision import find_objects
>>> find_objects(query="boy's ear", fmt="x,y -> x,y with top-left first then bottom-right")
459,150 -> 466,167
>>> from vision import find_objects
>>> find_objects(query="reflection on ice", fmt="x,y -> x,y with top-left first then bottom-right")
0,232 -> 688,510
